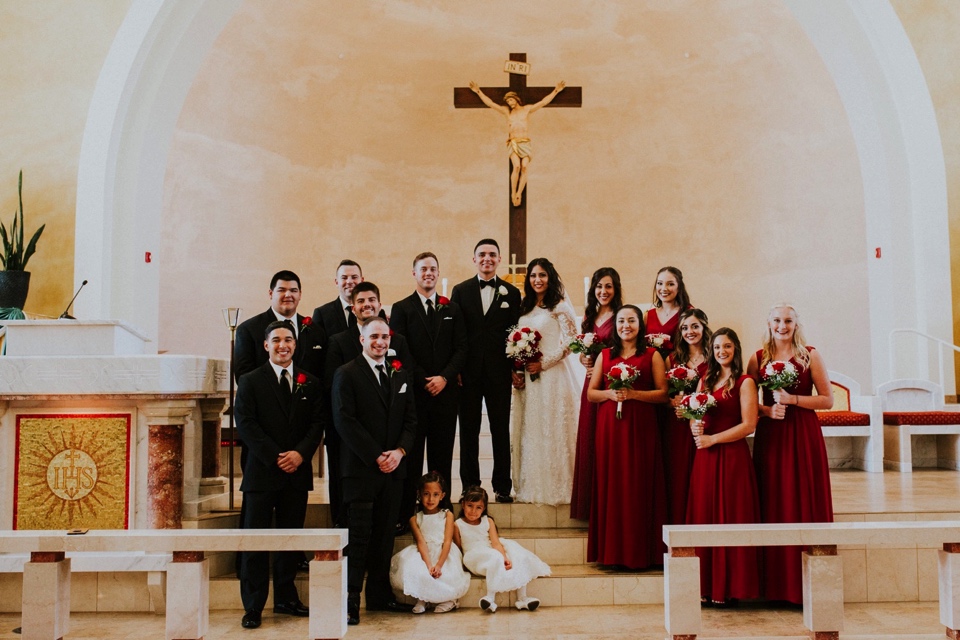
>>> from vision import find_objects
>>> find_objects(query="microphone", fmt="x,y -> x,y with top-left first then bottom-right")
59,280 -> 88,319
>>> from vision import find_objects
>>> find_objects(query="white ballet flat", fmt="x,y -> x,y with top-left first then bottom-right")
412,600 -> 427,614
515,597 -> 540,611
433,600 -> 457,613
479,596 -> 497,613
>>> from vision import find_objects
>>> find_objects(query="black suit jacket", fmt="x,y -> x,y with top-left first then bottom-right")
450,276 -> 521,382
235,362 -> 324,492
234,307 -> 326,380
311,298 -> 386,341
388,292 -> 467,389
323,327 -> 416,395
332,355 -> 417,480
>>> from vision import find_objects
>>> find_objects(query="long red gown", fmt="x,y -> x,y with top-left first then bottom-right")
570,315 -> 615,520
588,347 -> 667,569
686,375 -> 761,601
663,358 -> 708,524
753,347 -> 834,604
644,307 -> 681,356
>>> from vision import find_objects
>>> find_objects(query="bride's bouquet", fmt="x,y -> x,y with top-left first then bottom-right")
506,325 -> 543,381
678,392 -> 717,421
758,360 -> 799,391
569,332 -> 606,358
606,363 -> 642,419
665,365 -> 699,397
645,332 -> 673,350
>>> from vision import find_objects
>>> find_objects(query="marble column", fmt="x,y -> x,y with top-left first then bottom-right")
664,547 -> 701,640
141,404 -> 193,529
310,550 -> 347,640
939,542 -> 960,638
165,551 -> 209,640
198,398 -> 227,501
22,552 -> 70,640
802,545 -> 843,640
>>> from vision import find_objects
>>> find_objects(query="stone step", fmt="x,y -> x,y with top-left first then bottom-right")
208,563 -> 664,610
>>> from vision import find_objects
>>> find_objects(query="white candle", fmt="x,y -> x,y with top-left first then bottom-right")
584,276 -> 590,309
442,278 -> 448,297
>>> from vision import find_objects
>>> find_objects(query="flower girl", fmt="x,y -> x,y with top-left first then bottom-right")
454,486 -> 551,612
389,472 -> 470,613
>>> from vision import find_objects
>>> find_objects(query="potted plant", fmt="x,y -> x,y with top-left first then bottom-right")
0,170 -> 45,311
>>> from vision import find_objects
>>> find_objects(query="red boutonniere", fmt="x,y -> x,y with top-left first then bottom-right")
294,372 -> 308,394
436,296 -> 450,311
389,359 -> 403,376
300,316 -> 312,333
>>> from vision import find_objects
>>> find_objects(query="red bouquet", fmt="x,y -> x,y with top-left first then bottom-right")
606,363 -> 641,419
506,325 -> 543,381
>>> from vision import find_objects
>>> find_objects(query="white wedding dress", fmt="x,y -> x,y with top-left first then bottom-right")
510,300 -> 581,505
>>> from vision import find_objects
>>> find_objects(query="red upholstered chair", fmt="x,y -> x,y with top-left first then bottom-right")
815,371 -> 883,473
878,379 -> 960,472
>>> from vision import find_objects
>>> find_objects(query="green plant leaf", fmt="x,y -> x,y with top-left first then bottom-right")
21,224 -> 44,270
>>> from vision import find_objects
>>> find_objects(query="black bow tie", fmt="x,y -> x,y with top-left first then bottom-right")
479,279 -> 496,289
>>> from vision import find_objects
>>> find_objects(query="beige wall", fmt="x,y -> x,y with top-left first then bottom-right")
159,0 -> 870,380
891,0 -> 960,383
0,2 -> 130,316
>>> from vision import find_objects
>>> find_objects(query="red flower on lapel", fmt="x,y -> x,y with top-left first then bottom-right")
436,296 -> 450,311
388,359 -> 403,376
294,372 -> 308,394
300,316 -> 312,333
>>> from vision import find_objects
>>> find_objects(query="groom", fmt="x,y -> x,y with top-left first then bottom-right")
451,239 -> 521,502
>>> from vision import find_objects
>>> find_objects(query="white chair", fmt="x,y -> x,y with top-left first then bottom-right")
878,378 -> 960,471
815,370 -> 883,472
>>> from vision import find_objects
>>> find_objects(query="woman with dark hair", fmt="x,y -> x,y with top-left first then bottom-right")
663,308 -> 712,524
510,258 -> 580,505
687,328 -> 761,606
644,266 -> 693,357
570,267 -> 622,519
586,305 -> 668,569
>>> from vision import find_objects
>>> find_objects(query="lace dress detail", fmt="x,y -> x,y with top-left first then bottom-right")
455,516 -> 550,592
389,510 -> 470,603
510,301 -> 581,505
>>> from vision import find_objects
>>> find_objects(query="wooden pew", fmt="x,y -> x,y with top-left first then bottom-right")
0,528 -> 347,640
663,521 -> 960,640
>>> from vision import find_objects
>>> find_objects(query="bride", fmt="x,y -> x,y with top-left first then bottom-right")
510,258 -> 581,505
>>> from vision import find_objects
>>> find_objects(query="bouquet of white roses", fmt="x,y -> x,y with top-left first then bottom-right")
678,392 -> 718,420
666,365 -> 699,396
606,362 -> 642,419
645,332 -> 673,350
506,325 -> 543,381
569,332 -> 606,357
758,360 -> 799,391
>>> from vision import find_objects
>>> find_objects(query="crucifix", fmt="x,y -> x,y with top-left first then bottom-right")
454,53 -> 582,274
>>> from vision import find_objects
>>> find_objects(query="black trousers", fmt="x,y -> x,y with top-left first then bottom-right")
239,488 -> 308,612
342,474 -> 402,606
399,387 -> 459,523
458,372 -> 512,495
324,431 -> 344,527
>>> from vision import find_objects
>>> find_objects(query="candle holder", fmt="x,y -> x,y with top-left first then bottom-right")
222,307 -> 241,511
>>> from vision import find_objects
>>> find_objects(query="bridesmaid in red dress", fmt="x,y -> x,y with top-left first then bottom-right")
664,308 -> 711,524
747,304 -> 834,605
570,267 -> 622,520
587,305 -> 668,569
687,327 -> 761,605
644,266 -> 692,358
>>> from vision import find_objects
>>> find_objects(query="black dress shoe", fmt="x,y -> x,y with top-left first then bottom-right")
241,610 -> 262,629
367,599 -> 414,613
347,592 -> 360,625
495,492 -> 514,503
273,600 -> 309,617
394,522 -> 409,536
297,558 -> 311,572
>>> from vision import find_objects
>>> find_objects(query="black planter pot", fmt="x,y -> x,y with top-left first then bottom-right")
0,271 -> 31,309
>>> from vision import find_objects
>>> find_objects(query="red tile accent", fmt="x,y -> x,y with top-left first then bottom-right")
172,551 -> 204,563
314,550 -> 342,561
808,545 -> 838,556
944,543 -> 960,553
670,547 -> 696,557
30,552 -> 65,563
813,633 -> 839,640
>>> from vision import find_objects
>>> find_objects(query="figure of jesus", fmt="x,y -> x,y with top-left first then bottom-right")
469,80 -> 566,206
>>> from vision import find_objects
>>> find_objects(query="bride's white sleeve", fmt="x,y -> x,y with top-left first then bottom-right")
541,302 -> 578,370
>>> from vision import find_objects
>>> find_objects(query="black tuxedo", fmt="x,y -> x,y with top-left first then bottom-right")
450,275 -> 521,495
235,307 -> 326,381
311,297 -> 386,340
389,292 -> 467,519
332,355 -> 417,604
235,362 -> 324,612
322,327 -> 416,526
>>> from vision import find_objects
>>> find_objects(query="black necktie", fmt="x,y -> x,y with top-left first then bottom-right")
479,278 -> 495,289
279,369 -> 292,403
376,364 -> 390,394
426,297 -> 436,323
346,306 -> 357,327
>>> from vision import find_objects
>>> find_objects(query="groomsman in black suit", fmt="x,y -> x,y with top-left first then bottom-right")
323,281 -> 415,527
235,270 -> 325,380
311,259 -> 385,337
332,317 -> 417,625
451,239 -> 521,502
235,321 -> 324,629
390,252 -> 467,528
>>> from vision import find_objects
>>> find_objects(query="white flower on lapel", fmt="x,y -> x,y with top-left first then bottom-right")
498,285 -> 508,297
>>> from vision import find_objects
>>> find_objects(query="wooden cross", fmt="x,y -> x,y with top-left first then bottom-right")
454,53 -> 582,271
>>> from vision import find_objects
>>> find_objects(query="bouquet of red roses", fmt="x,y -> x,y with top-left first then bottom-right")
606,362 -> 642,418
645,332 -> 673,351
665,365 -> 699,396
569,332 -> 606,357
678,392 -> 717,420
759,360 -> 799,391
506,325 -> 543,381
